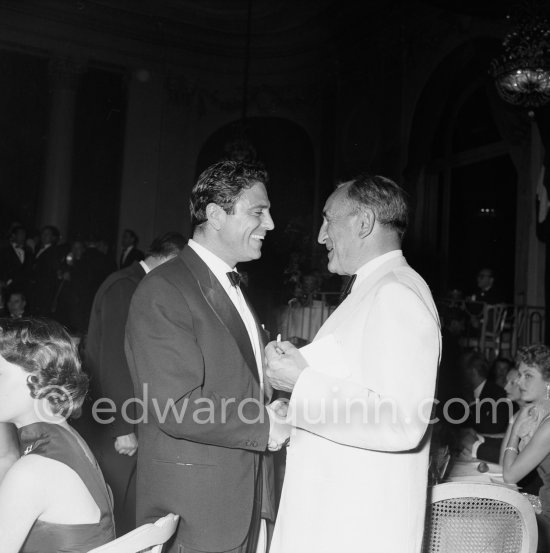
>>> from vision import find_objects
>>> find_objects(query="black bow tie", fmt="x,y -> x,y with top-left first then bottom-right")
339,274 -> 357,303
227,271 -> 242,287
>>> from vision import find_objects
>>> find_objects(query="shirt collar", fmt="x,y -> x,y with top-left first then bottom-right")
473,379 -> 486,400
353,249 -> 403,289
139,260 -> 150,274
188,239 -> 234,292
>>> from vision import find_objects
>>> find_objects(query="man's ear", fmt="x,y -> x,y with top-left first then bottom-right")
358,207 -> 375,238
205,203 -> 226,231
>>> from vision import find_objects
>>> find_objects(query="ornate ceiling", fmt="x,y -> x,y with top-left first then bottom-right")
0,0 -> 514,85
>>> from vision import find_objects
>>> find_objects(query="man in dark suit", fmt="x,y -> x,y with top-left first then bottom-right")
29,225 -> 63,316
0,225 -> 32,294
119,229 -> 145,269
469,267 -> 504,304
459,350 -> 512,435
125,160 -> 288,553
85,231 -> 186,536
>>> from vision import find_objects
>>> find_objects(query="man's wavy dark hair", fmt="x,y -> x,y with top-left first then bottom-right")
190,160 -> 269,232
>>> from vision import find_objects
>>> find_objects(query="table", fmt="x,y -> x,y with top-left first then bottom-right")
446,460 -> 517,489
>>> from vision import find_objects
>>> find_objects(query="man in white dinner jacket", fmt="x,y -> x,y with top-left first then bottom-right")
265,174 -> 441,553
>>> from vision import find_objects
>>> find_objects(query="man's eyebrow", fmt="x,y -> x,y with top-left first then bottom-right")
249,202 -> 270,209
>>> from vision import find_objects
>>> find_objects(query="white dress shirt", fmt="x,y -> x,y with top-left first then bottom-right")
120,245 -> 134,266
35,243 -> 51,259
188,240 -> 268,553
11,243 -> 25,264
187,239 -> 263,389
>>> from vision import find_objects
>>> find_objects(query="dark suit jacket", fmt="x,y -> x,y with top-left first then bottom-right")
85,261 -> 145,536
86,261 -> 145,437
125,246 -> 272,552
468,380 -> 511,435
120,246 -> 144,269
0,243 -> 32,291
30,245 -> 63,316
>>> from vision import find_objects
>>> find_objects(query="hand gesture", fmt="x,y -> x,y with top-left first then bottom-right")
513,405 -> 538,440
266,399 -> 292,451
114,432 -> 138,456
265,340 -> 308,393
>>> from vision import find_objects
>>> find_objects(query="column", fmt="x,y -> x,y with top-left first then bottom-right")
40,56 -> 84,238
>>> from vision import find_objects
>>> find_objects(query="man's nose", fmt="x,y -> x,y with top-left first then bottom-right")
263,211 -> 275,231
318,222 -> 327,244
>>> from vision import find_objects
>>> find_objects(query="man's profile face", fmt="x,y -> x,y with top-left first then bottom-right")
477,270 -> 493,291
317,185 -> 361,275
218,182 -> 274,267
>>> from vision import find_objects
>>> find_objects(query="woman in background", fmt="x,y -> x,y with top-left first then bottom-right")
0,317 -> 114,552
503,344 -> 550,552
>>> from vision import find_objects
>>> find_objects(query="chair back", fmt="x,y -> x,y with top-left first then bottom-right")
480,303 -> 509,360
423,482 -> 537,553
280,294 -> 337,343
87,513 -> 179,553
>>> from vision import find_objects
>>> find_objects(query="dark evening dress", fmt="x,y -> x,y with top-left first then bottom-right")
536,446 -> 550,552
18,422 -> 115,553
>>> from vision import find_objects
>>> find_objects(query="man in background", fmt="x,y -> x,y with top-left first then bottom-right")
30,225 -> 62,316
85,231 -> 186,535
119,229 -> 144,269
0,225 -> 32,293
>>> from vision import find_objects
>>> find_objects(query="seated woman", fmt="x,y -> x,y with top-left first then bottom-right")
0,423 -> 19,483
0,317 -> 115,552
503,344 -> 550,552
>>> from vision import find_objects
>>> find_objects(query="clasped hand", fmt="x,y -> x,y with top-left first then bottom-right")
265,340 -> 308,393
114,432 -> 138,456
267,399 -> 291,452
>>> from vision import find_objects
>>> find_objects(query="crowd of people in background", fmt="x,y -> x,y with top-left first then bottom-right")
1,171 -> 549,552
0,223 -> 148,335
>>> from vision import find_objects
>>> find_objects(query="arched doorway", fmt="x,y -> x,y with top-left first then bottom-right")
196,117 -> 316,325
407,38 -> 522,302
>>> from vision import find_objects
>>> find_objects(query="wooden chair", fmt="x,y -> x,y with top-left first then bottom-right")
423,482 -> 537,553
88,513 -> 179,553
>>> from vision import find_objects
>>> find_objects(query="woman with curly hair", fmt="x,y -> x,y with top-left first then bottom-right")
503,344 -> 550,552
0,317 -> 114,552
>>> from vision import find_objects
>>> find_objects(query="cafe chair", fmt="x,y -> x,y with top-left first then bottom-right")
479,303 -> 509,360
423,482 -> 537,553
88,513 -> 179,553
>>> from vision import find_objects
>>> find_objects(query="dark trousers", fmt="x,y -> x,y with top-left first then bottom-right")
169,456 -> 264,553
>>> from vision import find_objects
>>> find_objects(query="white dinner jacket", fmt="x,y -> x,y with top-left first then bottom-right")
270,253 -> 441,553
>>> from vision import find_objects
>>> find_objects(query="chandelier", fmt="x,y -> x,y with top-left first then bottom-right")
490,9 -> 550,109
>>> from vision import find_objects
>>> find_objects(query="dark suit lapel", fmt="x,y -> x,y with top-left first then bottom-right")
181,247 -> 259,384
